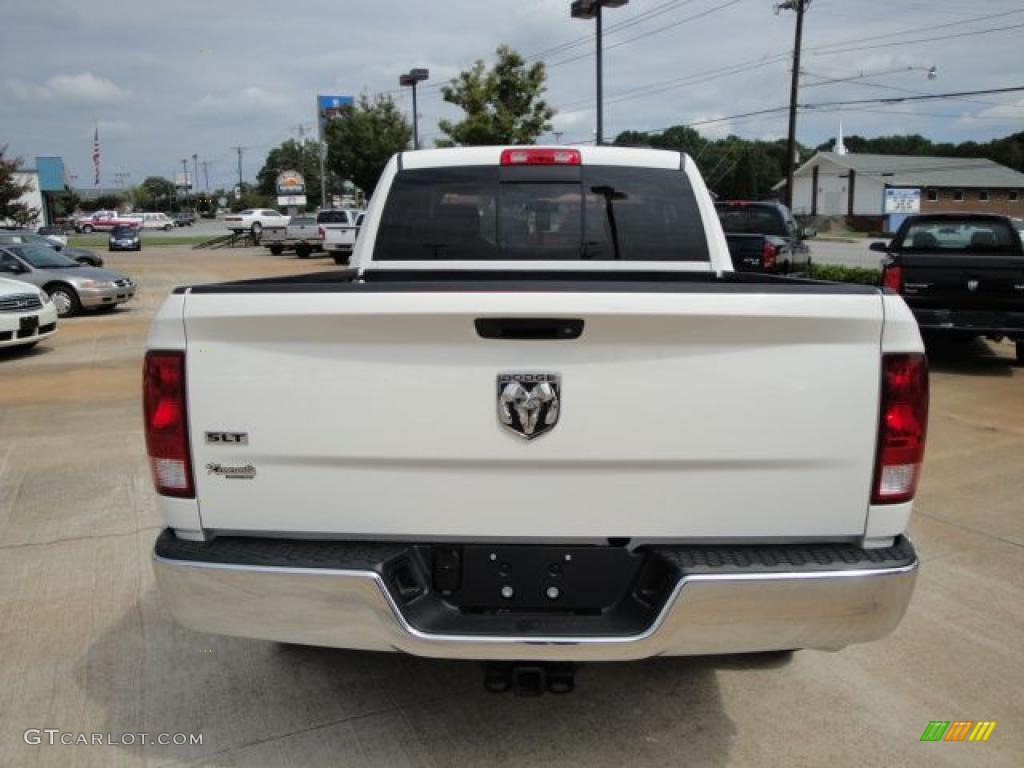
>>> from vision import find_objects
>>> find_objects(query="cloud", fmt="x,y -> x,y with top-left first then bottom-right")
95,120 -> 133,138
6,72 -> 130,105
191,87 -> 289,117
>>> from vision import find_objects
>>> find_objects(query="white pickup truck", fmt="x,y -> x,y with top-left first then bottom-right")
320,208 -> 364,264
147,147 -> 926,686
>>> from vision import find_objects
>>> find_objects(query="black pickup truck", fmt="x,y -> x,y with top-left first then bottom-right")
873,213 -> 1024,362
714,200 -> 813,274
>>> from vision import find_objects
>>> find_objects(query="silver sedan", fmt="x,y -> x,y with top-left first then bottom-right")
0,244 -> 136,318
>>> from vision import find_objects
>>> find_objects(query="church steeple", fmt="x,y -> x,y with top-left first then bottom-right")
835,122 -> 848,156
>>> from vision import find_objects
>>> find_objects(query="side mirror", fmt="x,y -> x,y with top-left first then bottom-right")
869,241 -> 891,253
0,262 -> 27,275
799,227 -> 817,240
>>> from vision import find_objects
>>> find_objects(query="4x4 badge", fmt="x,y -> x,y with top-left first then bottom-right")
497,373 -> 560,440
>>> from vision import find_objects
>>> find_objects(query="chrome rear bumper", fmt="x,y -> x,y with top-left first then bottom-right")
153,533 -> 917,661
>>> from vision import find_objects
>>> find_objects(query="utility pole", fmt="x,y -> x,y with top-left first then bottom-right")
399,69 -> 430,150
181,158 -> 190,209
777,0 -> 810,209
232,146 -> 244,197
201,161 -> 210,192
571,1 -> 629,146
191,154 -> 199,210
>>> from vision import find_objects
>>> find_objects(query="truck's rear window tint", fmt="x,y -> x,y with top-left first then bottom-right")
899,218 -> 1021,254
715,205 -> 787,236
374,165 -> 709,262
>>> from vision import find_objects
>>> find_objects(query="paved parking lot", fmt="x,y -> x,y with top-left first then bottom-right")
1,246 -> 1022,767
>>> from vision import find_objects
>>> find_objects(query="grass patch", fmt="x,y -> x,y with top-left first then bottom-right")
809,263 -> 881,286
68,234 -> 215,248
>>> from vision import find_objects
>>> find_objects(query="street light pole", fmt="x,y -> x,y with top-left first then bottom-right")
400,69 -> 430,150
777,0 -> 811,209
181,158 -> 190,210
191,154 -> 198,211
571,1 -> 628,146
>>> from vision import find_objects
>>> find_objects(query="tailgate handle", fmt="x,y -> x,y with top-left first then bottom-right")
475,318 -> 584,340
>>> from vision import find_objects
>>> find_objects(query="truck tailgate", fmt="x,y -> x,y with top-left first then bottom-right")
183,289 -> 884,540
901,252 -> 1024,312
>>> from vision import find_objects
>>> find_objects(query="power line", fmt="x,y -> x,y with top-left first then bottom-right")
611,84 -> 1024,138
808,20 -> 1024,57
546,0 -> 744,69
805,7 -> 1024,54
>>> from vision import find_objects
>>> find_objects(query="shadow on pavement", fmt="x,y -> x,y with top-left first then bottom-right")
924,334 -> 1018,377
79,588 -> 746,767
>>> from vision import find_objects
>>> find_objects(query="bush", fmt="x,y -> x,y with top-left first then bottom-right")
809,264 -> 881,286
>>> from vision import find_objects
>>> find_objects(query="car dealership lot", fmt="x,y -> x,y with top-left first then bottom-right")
0,246 -> 1022,767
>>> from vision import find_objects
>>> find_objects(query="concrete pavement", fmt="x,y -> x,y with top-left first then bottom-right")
1,247 -> 1021,767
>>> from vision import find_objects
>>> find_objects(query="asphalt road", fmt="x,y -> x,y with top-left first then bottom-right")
0,247 -> 1021,767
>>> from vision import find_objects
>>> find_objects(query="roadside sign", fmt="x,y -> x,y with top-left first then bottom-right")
175,172 -> 193,190
278,195 -> 307,206
884,188 -> 921,214
275,170 -> 305,196
317,94 -> 353,138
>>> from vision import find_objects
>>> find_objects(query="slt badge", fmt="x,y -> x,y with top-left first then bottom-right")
497,373 -> 561,440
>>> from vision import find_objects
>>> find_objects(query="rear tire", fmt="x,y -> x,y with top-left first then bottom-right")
82,225 -> 94,233
269,244 -> 283,256
295,243 -> 311,259
251,222 -> 262,236
46,284 -> 81,318
164,224 -> 173,231
332,254 -> 348,265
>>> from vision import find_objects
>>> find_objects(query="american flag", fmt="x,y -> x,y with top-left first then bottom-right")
92,125 -> 100,186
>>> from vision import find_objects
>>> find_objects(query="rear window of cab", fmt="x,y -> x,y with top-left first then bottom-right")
373,165 -> 709,262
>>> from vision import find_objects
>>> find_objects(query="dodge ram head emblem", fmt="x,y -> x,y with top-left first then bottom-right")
497,373 -> 560,439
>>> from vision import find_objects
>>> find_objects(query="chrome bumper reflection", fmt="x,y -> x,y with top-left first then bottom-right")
153,553 -> 917,661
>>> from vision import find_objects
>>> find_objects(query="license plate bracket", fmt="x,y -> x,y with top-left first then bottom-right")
436,544 -> 645,612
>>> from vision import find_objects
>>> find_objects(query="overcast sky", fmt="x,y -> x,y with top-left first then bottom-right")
2,0 -> 1023,190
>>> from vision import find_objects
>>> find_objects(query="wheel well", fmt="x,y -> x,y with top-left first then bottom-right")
43,281 -> 75,294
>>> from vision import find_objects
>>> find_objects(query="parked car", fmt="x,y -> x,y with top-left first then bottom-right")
0,231 -> 104,267
172,212 -> 196,227
223,208 -> 289,235
37,226 -> 68,248
261,215 -> 323,257
150,146 -> 926,678
873,212 -> 1024,362
0,276 -> 58,352
0,244 -> 136,317
715,201 -> 813,274
109,226 -> 141,252
124,212 -> 175,231
320,209 -> 365,264
75,211 -> 137,233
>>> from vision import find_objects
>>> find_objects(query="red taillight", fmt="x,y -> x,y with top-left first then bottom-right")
143,351 -> 194,498
872,354 -> 928,504
883,263 -> 902,292
500,148 -> 582,166
762,241 -> 778,270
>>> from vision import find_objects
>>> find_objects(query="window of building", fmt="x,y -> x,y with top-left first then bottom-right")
979,190 -> 990,203
953,189 -> 965,203
1010,190 -> 1020,203
926,189 -> 939,203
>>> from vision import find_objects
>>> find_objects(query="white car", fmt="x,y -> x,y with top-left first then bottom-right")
0,276 -> 58,351
149,146 -> 925,680
223,209 -> 289,235
124,212 -> 175,231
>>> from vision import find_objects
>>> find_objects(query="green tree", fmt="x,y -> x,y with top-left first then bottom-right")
133,176 -> 177,211
437,45 -> 555,146
0,145 -> 40,225
257,139 -> 323,207
324,94 -> 411,198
